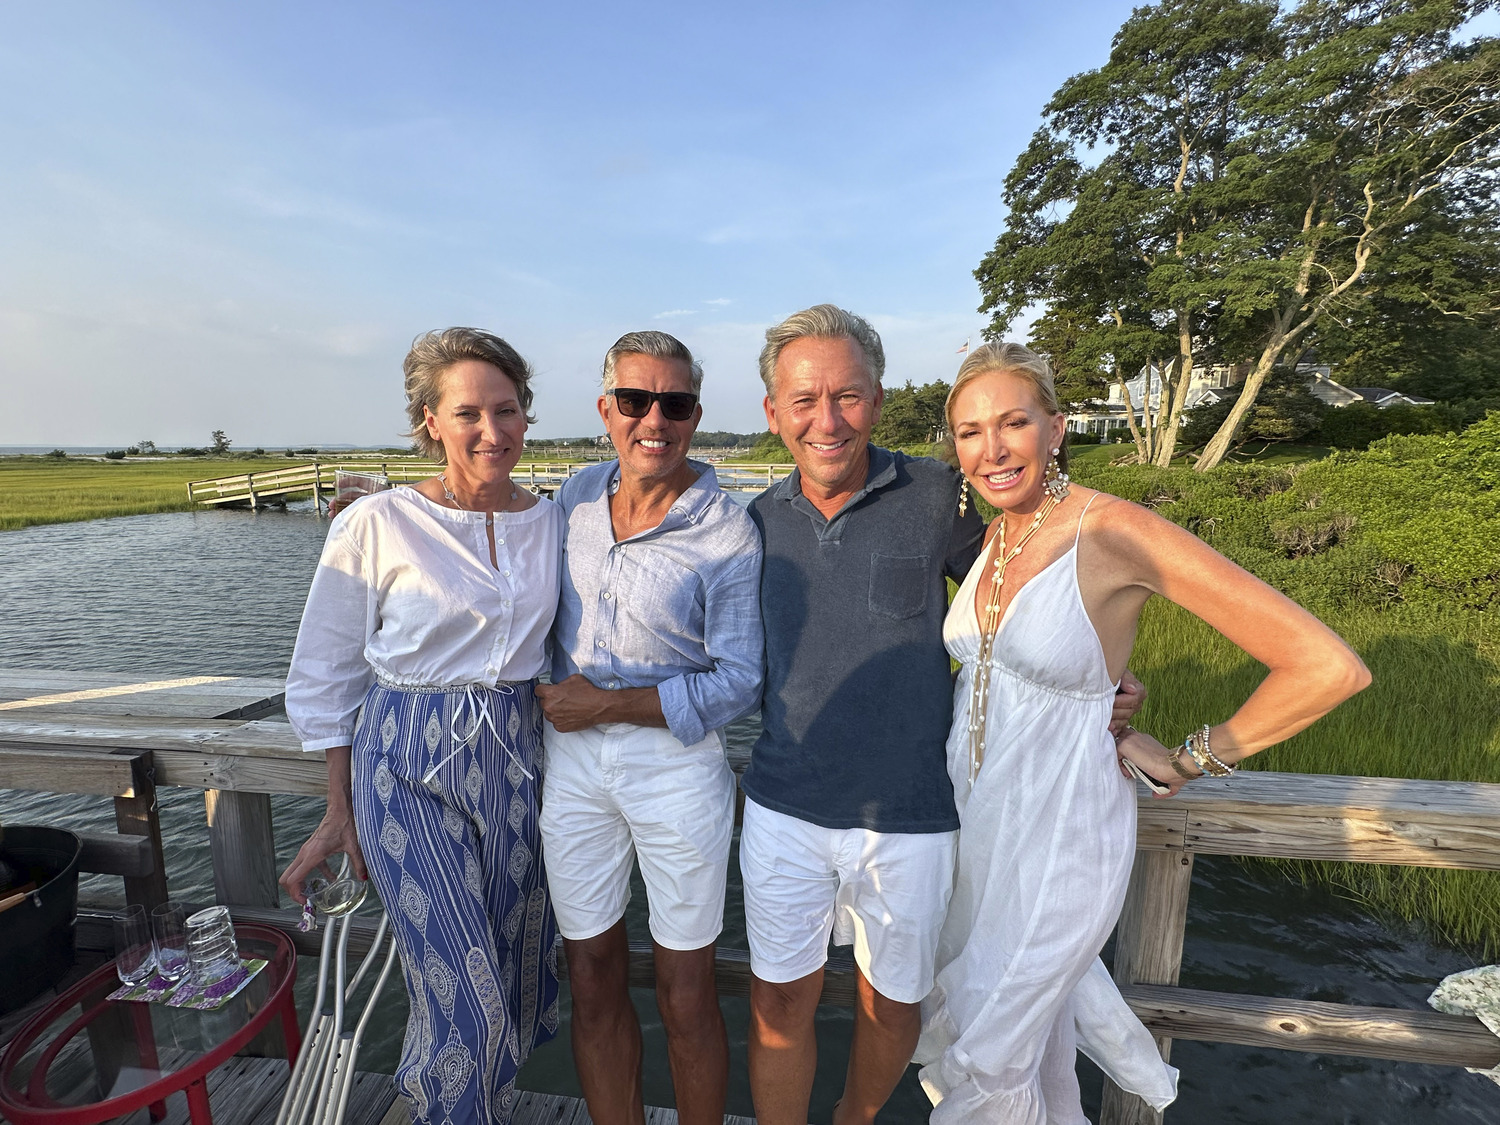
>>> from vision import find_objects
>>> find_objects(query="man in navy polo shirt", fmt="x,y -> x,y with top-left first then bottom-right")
740,305 -> 1141,1125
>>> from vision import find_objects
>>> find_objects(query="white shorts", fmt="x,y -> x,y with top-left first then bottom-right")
540,721 -> 735,951
739,797 -> 958,1005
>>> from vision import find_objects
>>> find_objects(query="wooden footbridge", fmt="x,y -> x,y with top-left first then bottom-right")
186,461 -> 795,510
4,668 -> 1500,1124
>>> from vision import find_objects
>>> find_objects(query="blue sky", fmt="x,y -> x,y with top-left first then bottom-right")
2,1 -> 1168,444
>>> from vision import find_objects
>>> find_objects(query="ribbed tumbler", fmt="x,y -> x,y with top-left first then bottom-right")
184,905 -> 240,985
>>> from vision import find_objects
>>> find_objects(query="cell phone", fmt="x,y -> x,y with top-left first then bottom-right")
1121,756 -> 1172,796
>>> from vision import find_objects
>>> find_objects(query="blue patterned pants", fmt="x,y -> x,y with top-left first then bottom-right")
352,681 -> 560,1125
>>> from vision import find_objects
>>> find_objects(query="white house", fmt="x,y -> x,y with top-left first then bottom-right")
1064,361 -> 1434,438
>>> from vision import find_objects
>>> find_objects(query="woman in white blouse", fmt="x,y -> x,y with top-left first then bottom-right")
279,328 -> 563,1125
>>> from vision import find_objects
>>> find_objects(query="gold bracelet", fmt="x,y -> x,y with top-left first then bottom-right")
1186,726 -> 1233,778
1167,741 -> 1201,780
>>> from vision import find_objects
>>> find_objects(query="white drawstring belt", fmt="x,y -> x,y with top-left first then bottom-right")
419,683 -> 534,791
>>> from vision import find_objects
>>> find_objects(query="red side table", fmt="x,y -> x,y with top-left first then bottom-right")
0,924 -> 300,1125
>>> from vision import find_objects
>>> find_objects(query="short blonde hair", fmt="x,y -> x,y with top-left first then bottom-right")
403,328 -> 536,462
945,341 -> 1068,471
758,304 -> 884,396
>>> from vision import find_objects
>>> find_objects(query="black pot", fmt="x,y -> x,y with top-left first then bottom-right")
0,826 -> 82,1013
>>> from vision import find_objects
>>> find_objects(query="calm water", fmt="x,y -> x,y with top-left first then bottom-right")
0,505 -> 1493,1122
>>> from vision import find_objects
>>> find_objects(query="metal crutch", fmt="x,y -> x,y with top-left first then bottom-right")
275,858 -> 370,1125
317,923 -> 400,1125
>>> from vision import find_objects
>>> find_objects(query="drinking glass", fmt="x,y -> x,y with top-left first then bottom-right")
113,904 -> 155,986
302,853 -> 368,917
184,905 -> 241,985
151,902 -> 189,982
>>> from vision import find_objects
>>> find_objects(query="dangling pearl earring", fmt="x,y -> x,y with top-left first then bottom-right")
1043,449 -> 1071,501
958,476 -> 970,517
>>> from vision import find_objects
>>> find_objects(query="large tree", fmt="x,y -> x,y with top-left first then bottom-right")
978,0 -> 1280,466
1196,0 -> 1500,469
978,0 -> 1500,471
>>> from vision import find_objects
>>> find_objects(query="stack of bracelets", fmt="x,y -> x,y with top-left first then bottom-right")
1166,723 -> 1236,780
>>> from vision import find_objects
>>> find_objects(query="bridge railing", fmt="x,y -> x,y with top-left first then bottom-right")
187,461 -> 796,507
5,714 -> 1492,1122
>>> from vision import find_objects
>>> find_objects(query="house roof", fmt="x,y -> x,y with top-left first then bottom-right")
1351,387 -> 1437,406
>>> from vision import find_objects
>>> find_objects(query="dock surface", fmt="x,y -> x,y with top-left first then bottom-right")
0,967 -> 749,1125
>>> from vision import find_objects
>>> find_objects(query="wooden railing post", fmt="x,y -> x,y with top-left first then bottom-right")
205,790 -> 280,908
114,752 -> 170,911
1100,848 -> 1195,1125
311,460 -> 323,515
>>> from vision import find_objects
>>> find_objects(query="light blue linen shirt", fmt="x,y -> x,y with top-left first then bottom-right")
550,459 -> 765,747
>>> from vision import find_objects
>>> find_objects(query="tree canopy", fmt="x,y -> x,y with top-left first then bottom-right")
978,0 -> 1500,470
871,381 -> 951,447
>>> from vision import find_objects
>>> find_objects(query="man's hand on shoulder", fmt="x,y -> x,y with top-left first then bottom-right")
1109,670 -> 1147,736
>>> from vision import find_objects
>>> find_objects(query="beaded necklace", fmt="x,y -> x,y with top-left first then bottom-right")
967,495 -> 1062,783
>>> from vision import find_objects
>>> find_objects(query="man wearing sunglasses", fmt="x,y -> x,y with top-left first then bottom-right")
535,330 -> 764,1125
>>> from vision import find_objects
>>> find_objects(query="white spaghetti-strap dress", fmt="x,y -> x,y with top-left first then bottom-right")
915,496 -> 1178,1123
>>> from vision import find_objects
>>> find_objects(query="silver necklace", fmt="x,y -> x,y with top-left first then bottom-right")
440,473 -> 517,509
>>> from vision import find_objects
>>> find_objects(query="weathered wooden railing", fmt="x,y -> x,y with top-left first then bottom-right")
186,461 -> 797,509
4,705 -> 1498,1123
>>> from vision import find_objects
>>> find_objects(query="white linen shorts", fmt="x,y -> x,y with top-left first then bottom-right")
540,720 -> 735,951
739,797 -> 959,1005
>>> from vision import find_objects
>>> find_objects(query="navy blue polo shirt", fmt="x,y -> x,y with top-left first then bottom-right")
744,445 -> 986,833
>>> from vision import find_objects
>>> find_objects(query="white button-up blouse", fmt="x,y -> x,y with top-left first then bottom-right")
285,486 -> 563,752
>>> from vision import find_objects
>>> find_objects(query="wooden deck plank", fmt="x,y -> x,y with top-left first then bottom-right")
0,745 -> 142,796
510,1091 -> 757,1125
0,671 -> 285,720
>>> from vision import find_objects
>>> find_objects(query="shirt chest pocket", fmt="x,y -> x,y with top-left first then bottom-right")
869,553 -> 929,620
615,549 -> 705,637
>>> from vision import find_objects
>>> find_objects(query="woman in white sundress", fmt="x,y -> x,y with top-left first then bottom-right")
914,342 -> 1371,1124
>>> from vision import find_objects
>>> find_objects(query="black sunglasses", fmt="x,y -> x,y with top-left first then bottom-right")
608,388 -> 699,421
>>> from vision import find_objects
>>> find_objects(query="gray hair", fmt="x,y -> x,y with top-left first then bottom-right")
758,304 -> 885,396
945,341 -> 1068,471
601,331 -> 704,394
403,327 -> 536,462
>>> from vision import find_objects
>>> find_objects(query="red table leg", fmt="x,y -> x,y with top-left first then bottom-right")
128,1000 -> 168,1121
279,993 -> 303,1061
185,1076 -> 213,1125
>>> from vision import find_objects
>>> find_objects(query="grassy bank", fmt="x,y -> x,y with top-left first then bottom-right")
1071,415 -> 1500,954
0,458 -> 302,530
1130,600 -> 1500,953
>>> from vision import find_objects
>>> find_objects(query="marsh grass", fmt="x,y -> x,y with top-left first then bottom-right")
0,458 -> 302,530
1131,599 -> 1500,954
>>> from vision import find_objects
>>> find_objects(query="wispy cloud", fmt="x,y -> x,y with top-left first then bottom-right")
653,309 -> 696,319
703,298 -> 732,307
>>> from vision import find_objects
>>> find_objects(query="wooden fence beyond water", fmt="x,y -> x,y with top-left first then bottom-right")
2,672 -> 1499,1124
186,462 -> 795,509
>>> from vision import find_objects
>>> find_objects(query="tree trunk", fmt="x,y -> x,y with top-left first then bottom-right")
1152,312 -> 1195,467
1196,342 -> 1283,471
1117,363 -> 1149,463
